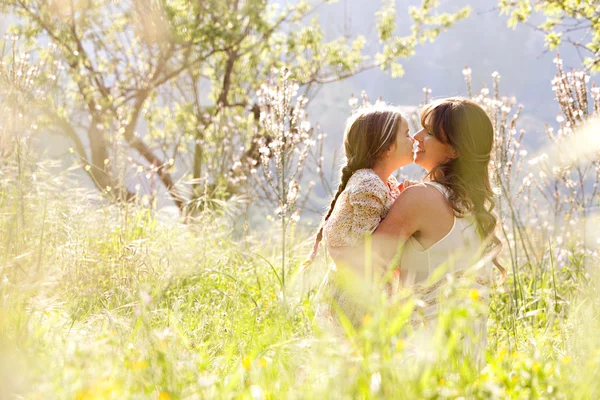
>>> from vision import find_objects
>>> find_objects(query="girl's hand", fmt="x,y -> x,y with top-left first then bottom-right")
398,179 -> 419,192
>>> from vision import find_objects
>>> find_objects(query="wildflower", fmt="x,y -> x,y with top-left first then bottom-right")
370,372 -> 382,393
395,339 -> 405,351
258,146 -> 270,156
300,120 -> 311,132
259,357 -> 272,368
141,291 -> 151,304
287,180 -> 299,203
250,385 -> 265,400
84,165 -> 91,171
291,211 -> 300,223
553,54 -> 563,65
469,289 -> 480,301
348,93 -> 358,108
242,356 -> 252,371
197,374 -> 218,387
130,359 -> 147,370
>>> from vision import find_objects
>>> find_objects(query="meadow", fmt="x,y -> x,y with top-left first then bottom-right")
1,60 -> 600,399
1,0 -> 600,396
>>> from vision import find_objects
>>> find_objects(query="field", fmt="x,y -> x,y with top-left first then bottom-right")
1,1 -> 600,397
2,115 -> 600,399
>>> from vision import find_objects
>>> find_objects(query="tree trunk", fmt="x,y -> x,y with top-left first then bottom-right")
192,137 -> 203,196
87,114 -> 135,202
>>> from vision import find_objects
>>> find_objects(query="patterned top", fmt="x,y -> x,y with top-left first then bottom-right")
323,169 -> 401,248
317,169 -> 401,329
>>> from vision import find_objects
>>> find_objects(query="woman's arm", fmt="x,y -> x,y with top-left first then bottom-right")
328,185 -> 433,285
371,185 -> 430,268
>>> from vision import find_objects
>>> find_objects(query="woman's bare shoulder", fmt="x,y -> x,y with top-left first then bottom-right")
395,183 -> 448,208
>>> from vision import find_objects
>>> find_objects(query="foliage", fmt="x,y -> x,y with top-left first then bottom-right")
499,0 -> 600,71
0,0 -> 469,213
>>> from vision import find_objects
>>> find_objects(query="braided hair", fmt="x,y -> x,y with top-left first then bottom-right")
302,105 -> 404,268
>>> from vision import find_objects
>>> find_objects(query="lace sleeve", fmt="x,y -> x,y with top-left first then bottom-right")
347,186 -> 386,240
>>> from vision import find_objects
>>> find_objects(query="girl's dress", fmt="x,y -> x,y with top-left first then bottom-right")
318,168 -> 400,328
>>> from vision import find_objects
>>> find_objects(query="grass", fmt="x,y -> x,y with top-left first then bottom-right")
1,159 -> 599,399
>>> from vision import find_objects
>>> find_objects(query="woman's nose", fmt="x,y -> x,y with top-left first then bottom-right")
414,129 -> 424,141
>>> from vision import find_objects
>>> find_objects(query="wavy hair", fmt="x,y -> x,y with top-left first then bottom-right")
302,105 -> 404,268
420,97 -> 506,277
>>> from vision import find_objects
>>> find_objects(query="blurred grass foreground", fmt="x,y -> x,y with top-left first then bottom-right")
2,0 -> 600,398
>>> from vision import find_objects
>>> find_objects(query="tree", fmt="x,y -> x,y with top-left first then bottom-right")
499,0 -> 600,71
1,0 -> 470,213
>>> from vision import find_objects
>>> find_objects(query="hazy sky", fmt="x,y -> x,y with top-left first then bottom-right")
309,0 -> 586,148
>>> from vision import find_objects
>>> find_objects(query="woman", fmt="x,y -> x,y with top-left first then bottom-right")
373,97 -> 505,364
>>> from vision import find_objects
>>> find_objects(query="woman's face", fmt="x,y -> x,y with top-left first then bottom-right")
413,123 -> 457,171
388,116 -> 414,168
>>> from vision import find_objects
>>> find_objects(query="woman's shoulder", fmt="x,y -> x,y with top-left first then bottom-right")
423,181 -> 451,198
395,182 -> 450,210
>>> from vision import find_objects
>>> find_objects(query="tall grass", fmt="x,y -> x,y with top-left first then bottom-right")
1,151 -> 599,399
2,50 -> 600,398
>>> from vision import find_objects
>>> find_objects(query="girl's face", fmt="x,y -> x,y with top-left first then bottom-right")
387,117 -> 414,168
413,122 -> 457,172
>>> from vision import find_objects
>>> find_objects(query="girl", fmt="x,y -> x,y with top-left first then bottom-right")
303,104 -> 414,327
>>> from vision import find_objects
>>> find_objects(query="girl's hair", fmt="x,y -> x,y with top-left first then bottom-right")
420,97 -> 506,278
302,105 -> 404,268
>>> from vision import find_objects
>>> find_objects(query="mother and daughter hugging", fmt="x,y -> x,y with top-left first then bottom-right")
303,97 -> 507,362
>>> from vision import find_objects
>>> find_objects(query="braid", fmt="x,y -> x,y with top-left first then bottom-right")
302,165 -> 355,269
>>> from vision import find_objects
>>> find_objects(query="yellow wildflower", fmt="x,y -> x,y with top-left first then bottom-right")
242,356 -> 252,371
469,289 -> 479,301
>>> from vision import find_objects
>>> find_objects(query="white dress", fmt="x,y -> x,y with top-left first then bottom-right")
400,181 -> 494,367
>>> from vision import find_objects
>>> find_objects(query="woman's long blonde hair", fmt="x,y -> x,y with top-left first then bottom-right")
302,105 -> 403,268
420,97 -> 506,277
